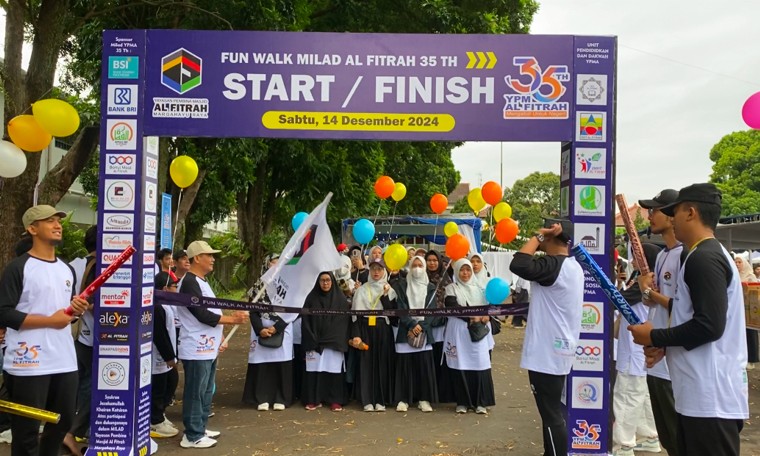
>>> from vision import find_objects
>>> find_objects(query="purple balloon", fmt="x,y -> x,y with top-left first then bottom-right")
742,91 -> 760,130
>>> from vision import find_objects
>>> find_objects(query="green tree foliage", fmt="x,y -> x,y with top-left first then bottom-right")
709,130 -> 760,216
501,171 -> 560,248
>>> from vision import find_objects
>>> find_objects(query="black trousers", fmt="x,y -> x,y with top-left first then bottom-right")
152,371 -> 171,425
647,375 -> 679,456
70,340 -> 92,438
4,370 -> 78,456
165,367 -> 179,408
747,329 -> 759,363
528,371 -> 567,456
676,414 -> 742,456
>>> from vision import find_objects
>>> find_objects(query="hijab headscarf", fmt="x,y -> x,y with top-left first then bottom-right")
301,272 -> 350,352
425,250 -> 451,308
406,256 -> 429,309
353,264 -> 397,311
735,256 -> 757,283
469,253 -> 489,288
369,245 -> 383,260
446,259 -> 487,307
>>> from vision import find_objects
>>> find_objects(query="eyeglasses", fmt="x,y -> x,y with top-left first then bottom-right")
319,278 -> 332,283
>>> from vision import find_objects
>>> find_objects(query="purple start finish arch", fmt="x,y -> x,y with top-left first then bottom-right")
94,29 -> 616,456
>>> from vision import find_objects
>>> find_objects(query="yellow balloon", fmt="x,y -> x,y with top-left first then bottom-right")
383,244 -> 408,271
493,202 -> 513,222
468,188 -> 486,213
391,182 -> 407,202
170,156 -> 199,188
7,115 -> 52,152
32,99 -> 80,137
444,221 -> 459,238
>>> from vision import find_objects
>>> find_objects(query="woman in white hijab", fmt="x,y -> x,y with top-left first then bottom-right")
390,256 -> 438,413
442,259 -> 496,415
350,258 -> 397,412
469,253 -> 490,288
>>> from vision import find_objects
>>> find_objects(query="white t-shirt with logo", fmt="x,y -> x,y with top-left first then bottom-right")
176,273 -> 223,361
647,244 -> 683,380
0,255 -> 78,375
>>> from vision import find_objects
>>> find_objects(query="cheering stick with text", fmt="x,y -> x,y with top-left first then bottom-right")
64,245 -> 136,316
615,194 -> 650,276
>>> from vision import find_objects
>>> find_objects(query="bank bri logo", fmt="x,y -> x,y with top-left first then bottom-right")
161,48 -> 202,94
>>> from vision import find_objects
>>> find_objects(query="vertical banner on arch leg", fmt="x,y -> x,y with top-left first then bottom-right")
88,29 -> 153,456
564,35 -> 617,456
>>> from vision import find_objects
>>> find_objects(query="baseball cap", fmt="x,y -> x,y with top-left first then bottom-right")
368,257 -> 386,269
172,250 -> 188,261
337,243 -> 348,252
22,205 -> 66,228
660,183 -> 722,216
186,240 -> 221,259
638,189 -> 679,209
543,217 -> 574,243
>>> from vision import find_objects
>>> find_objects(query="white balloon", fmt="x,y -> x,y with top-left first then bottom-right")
0,140 -> 27,178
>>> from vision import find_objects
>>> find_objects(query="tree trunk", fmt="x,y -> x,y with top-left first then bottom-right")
36,126 -> 99,205
0,0 -> 73,268
174,170 -> 206,249
238,159 -> 268,287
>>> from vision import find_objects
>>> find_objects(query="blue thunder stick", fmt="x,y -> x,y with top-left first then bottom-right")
571,243 -> 643,325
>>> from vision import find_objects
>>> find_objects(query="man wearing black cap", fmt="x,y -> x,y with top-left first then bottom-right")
630,183 -> 748,456
635,189 -> 683,456
509,218 -> 584,456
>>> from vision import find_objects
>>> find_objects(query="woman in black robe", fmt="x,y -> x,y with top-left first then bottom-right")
301,272 -> 351,411
425,249 -> 454,403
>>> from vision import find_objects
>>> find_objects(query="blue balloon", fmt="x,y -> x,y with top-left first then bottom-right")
291,212 -> 308,231
485,277 -> 511,305
353,218 -> 376,244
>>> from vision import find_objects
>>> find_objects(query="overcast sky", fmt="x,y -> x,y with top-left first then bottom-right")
452,0 -> 760,206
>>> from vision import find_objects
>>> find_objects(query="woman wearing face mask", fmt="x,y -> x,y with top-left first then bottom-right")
469,253 -> 490,289
444,259 -> 496,415
350,258 -> 397,412
301,272 -> 350,411
390,256 -> 438,413
425,249 -> 455,403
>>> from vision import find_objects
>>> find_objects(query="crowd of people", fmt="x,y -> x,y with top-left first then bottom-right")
0,181 -> 754,456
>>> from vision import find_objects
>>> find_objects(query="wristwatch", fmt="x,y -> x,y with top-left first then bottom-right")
536,233 -> 545,242
643,287 -> 653,301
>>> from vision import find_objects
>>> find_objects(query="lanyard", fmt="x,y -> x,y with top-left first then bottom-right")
654,243 -> 683,288
689,237 -> 713,253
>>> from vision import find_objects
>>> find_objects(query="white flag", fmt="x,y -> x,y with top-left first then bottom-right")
261,193 -> 343,323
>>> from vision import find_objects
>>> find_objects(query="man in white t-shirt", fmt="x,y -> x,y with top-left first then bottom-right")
176,240 -> 247,449
0,205 -> 88,456
509,218 -> 584,456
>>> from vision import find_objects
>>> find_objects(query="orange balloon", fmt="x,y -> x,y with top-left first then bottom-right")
495,218 -> 519,244
481,181 -> 503,206
430,193 -> 448,214
445,234 -> 470,261
374,175 -> 395,199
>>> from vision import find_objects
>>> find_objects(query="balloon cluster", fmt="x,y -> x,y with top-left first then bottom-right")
465,180 -> 519,245
374,175 -> 407,202
0,99 -> 81,178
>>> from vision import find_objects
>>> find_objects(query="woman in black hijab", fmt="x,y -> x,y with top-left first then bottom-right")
425,249 -> 455,403
301,272 -> 351,411
348,245 -> 369,285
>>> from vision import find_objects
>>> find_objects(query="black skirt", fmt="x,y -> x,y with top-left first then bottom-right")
450,368 -> 496,408
242,361 -> 293,406
293,343 -> 305,400
354,317 -> 395,406
432,341 -> 455,403
302,371 -> 347,406
394,351 -> 438,404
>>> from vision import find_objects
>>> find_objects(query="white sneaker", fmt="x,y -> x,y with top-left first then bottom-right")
272,403 -> 285,411
162,416 -> 177,429
634,439 -> 662,453
180,435 -> 217,449
613,447 -> 634,456
0,429 -> 10,444
257,403 -> 269,411
455,406 -> 467,414
205,429 -> 221,438
418,401 -> 433,413
747,363 -> 756,370
374,403 -> 386,412
475,406 -> 488,414
150,421 -> 179,438
396,401 -> 408,412
363,404 -> 375,412
150,437 -> 158,455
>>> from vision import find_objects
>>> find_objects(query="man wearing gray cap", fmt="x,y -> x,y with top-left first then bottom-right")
176,240 -> 247,449
0,205 -> 89,456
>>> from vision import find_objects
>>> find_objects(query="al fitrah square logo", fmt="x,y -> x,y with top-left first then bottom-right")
161,48 -> 202,94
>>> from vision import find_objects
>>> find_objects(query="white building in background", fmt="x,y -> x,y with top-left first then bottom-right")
0,91 -> 95,225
